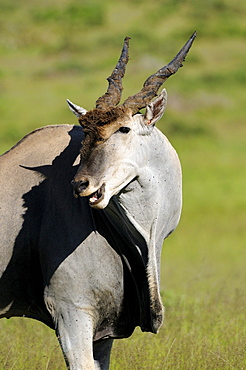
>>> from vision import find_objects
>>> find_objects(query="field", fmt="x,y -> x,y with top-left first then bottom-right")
0,0 -> 245,369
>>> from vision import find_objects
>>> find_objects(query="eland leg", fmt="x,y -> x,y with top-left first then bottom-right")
55,308 -> 97,370
93,339 -> 114,370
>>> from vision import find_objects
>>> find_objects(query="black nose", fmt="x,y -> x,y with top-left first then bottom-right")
71,180 -> 89,194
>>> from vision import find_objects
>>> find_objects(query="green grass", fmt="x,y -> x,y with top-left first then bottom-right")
0,319 -> 64,370
0,0 -> 246,369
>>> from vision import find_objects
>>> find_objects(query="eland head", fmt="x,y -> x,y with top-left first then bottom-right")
68,33 -> 196,209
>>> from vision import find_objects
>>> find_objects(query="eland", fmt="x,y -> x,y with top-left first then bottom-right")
0,33 -> 196,369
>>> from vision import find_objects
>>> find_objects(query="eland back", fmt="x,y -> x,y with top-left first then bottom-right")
0,33 -> 196,369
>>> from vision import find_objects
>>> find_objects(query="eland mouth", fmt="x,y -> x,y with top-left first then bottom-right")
72,180 -> 106,208
88,183 -> 106,207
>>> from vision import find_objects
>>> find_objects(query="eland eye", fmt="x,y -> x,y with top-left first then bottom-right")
118,127 -> 131,134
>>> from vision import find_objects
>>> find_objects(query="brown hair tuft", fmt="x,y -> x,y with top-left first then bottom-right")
78,106 -> 129,159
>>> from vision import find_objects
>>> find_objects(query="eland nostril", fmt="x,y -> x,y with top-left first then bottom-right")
71,180 -> 89,193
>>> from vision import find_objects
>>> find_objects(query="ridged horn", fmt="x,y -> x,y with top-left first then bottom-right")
95,37 -> 130,110
122,32 -> 197,114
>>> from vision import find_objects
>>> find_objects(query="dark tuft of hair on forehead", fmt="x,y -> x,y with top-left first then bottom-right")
78,106 -> 129,159
78,106 -> 126,128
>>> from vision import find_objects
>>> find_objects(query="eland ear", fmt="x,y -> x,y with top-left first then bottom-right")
67,99 -> 87,118
144,88 -> 167,127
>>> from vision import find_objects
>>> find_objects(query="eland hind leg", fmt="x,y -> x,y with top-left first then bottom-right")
93,339 -> 114,370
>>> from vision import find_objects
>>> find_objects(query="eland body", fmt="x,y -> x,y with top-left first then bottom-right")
0,33 -> 196,369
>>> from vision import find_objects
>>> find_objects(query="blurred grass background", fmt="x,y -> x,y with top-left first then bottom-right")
0,0 -> 245,369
